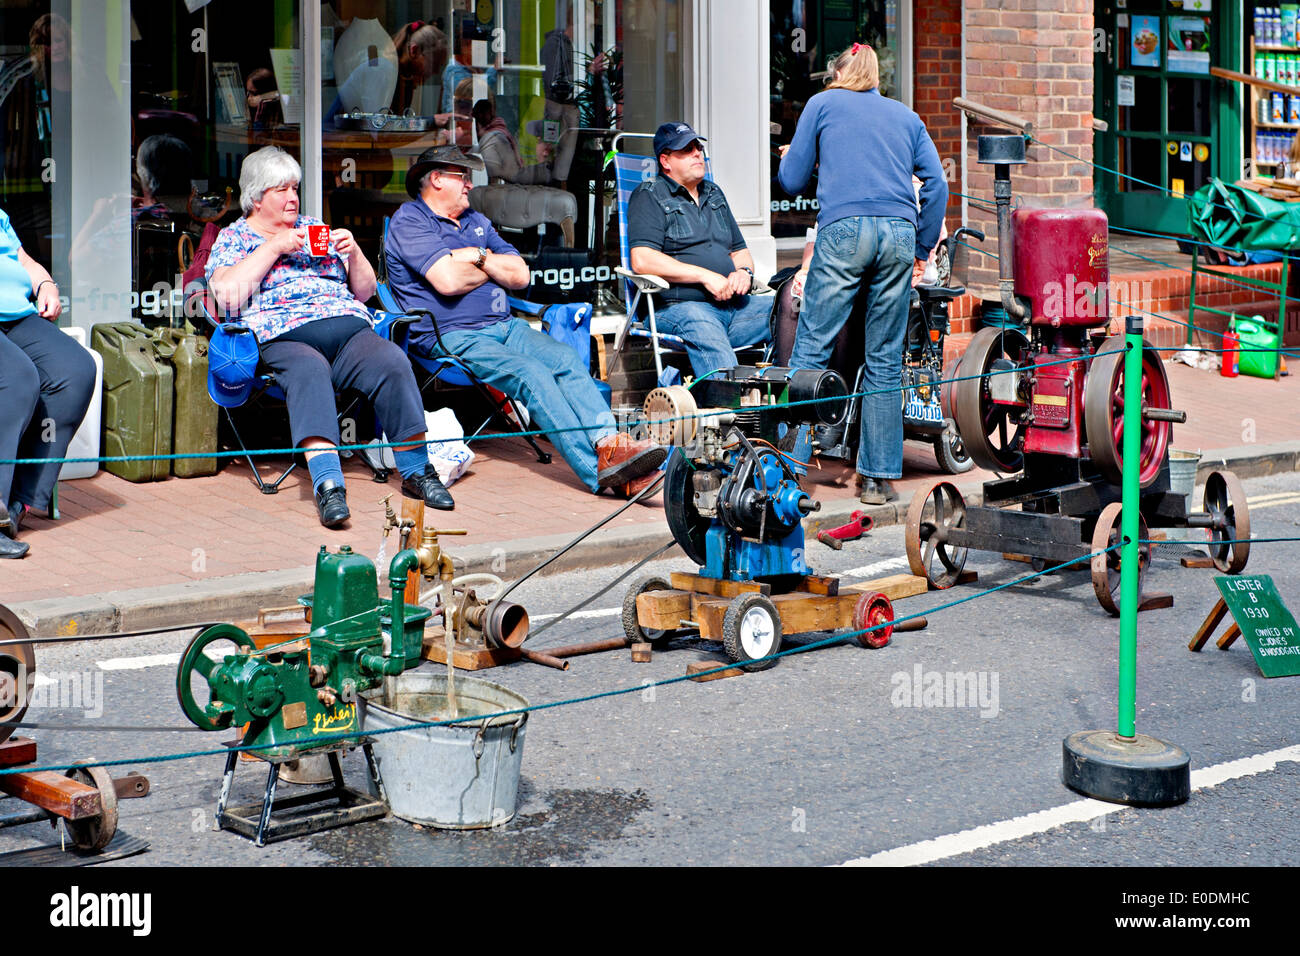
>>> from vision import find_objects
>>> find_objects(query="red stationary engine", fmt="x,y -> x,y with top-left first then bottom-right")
952,149 -> 1174,486
906,130 -> 1250,618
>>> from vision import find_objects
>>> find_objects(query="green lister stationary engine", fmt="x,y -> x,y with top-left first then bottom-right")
175,545 -> 430,758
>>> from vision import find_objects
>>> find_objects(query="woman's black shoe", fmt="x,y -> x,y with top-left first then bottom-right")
314,479 -> 351,528
401,466 -> 454,511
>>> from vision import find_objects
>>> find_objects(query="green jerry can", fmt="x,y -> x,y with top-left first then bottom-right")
152,328 -> 218,477
91,322 -> 173,482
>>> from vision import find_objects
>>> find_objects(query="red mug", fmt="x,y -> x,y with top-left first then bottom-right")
305,224 -> 330,256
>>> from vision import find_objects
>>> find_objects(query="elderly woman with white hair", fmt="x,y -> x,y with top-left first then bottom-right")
205,145 -> 454,526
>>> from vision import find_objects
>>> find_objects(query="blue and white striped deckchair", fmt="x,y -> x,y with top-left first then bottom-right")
609,134 -> 770,386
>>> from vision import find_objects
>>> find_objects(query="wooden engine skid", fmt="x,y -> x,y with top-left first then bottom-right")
625,570 -> 932,672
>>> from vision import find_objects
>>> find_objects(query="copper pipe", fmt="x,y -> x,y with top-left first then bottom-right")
543,637 -> 634,659
519,648 -> 570,671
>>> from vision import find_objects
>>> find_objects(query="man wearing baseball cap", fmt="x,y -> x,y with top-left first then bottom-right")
626,122 -> 772,380
384,146 -> 666,499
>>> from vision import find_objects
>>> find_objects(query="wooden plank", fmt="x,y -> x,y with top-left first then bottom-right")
767,592 -> 858,634
0,770 -> 101,820
402,497 -> 424,607
840,573 -> 929,602
630,643 -> 652,663
1002,552 -> 1033,564
0,737 -> 36,767
1180,554 -> 1216,569
1138,592 -> 1174,612
636,590 -> 692,630
1216,622 -> 1243,650
1188,598 -> 1228,652
687,660 -> 744,682
956,570 -> 980,585
693,596 -> 730,640
797,575 -> 839,596
422,639 -> 522,670
670,572 -> 769,597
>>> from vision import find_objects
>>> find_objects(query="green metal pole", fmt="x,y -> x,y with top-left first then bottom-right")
1118,316 -> 1142,739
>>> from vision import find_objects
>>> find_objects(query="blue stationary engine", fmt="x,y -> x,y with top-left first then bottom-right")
643,366 -> 849,582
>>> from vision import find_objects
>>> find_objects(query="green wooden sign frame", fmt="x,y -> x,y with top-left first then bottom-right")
1193,575 -> 1300,678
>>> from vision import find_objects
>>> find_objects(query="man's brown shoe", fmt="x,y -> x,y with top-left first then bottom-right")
595,434 -> 667,488
622,470 -> 663,502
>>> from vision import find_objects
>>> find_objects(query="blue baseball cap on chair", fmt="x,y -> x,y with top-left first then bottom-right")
207,325 -> 260,408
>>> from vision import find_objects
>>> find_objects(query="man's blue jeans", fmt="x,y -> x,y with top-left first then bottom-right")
416,318 -> 616,492
788,216 -> 915,479
654,294 -> 773,380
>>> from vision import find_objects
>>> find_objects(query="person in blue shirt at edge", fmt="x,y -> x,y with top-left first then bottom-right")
384,146 -> 667,500
627,122 -> 774,383
0,204 -> 95,559
778,42 -> 948,506
206,146 -> 454,529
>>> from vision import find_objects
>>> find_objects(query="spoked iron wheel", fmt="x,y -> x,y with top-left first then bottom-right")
0,605 -> 35,745
1084,335 -> 1173,489
951,326 -> 1031,473
63,762 -> 118,851
1203,470 -> 1250,573
906,480 -> 969,589
1090,502 -> 1151,617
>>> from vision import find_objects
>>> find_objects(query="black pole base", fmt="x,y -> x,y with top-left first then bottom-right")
1062,730 -> 1190,807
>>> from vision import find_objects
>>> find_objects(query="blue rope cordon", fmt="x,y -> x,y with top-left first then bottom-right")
0,544 -> 1120,776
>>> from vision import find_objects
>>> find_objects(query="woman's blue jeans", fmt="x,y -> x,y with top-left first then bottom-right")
788,216 -> 915,479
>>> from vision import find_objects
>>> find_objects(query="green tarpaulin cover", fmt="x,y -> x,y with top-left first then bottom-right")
1187,178 -> 1300,251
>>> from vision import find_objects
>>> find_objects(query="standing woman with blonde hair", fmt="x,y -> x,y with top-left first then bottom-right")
778,43 -> 948,505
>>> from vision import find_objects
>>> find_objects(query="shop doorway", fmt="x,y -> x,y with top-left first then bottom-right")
1093,2 -> 1241,234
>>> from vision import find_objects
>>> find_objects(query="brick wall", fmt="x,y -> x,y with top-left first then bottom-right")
962,0 -> 1097,303
914,0 -> 963,214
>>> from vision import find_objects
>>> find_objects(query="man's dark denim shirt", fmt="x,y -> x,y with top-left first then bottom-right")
627,172 -> 746,307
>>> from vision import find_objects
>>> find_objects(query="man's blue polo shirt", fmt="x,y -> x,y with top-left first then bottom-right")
384,199 -> 521,344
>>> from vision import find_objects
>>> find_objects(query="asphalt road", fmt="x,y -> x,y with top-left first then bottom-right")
6,468 -> 1300,868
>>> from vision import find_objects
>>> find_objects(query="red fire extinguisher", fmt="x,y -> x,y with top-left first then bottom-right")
1221,322 -> 1240,378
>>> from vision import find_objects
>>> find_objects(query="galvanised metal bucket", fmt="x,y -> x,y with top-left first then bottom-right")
360,672 -> 528,829
1167,449 -> 1203,543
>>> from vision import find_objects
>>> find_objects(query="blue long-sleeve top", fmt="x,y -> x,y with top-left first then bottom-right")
778,87 -> 948,260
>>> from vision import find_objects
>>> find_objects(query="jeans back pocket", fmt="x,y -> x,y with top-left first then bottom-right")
891,219 -> 916,264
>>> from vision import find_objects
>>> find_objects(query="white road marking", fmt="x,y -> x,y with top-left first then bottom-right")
98,652 -> 181,671
1246,492 -> 1300,503
530,607 -> 622,624
842,743 -> 1300,867
842,556 -> 911,578
1244,494 -> 1300,511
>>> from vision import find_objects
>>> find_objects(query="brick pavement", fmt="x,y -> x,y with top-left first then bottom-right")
3,359 -> 1296,609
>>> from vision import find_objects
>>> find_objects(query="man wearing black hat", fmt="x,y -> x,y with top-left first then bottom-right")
626,122 -> 772,380
384,146 -> 666,498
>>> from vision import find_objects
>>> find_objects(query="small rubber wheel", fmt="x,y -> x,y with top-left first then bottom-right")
63,763 -> 118,851
933,422 -> 974,475
722,593 -> 783,672
622,575 -> 676,647
852,591 -> 894,648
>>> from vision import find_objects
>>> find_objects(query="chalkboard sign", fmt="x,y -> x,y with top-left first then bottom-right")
1214,575 -> 1300,678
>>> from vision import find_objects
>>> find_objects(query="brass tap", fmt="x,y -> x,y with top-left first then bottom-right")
414,527 -> 467,582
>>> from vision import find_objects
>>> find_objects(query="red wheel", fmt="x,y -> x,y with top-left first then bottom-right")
1084,335 -> 1173,488
852,591 -> 894,648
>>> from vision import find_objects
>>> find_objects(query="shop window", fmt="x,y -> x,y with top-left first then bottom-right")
768,0 -> 902,241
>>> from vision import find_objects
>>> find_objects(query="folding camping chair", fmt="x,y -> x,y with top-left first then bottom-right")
376,217 -> 606,465
608,133 -> 771,384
